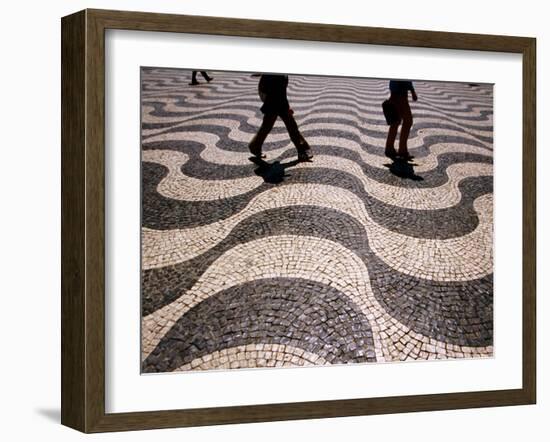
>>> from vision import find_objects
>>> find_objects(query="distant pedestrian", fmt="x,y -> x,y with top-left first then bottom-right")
189,71 -> 213,86
384,80 -> 417,161
249,74 -> 312,162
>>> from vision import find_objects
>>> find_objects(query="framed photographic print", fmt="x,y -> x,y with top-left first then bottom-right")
61,9 -> 536,433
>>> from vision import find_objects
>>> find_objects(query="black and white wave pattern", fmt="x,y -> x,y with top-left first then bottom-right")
140,68 -> 494,373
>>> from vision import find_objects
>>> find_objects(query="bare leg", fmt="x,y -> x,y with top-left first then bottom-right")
249,113 -> 278,156
398,100 -> 413,156
385,123 -> 399,157
280,112 -> 307,149
280,111 -> 311,160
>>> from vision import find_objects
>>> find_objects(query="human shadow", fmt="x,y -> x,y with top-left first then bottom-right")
384,158 -> 424,181
249,157 -> 304,184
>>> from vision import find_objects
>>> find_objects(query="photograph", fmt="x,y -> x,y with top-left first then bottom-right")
140,67 -> 494,374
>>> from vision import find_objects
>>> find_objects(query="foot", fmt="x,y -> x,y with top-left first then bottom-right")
384,148 -> 397,159
189,81 -> 199,86
248,143 -> 265,158
297,147 -> 313,162
206,77 -> 213,82
297,140 -> 313,162
397,152 -> 414,161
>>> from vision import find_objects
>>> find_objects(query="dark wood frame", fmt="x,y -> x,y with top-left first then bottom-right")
61,8 -> 536,433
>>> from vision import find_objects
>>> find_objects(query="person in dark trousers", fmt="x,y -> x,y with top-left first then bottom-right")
189,71 -> 213,85
385,80 -> 417,161
249,74 -> 312,162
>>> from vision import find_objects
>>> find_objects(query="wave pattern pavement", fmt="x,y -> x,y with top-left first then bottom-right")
140,68 -> 494,373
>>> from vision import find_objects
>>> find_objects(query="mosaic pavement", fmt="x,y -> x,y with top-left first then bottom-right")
140,68 -> 494,373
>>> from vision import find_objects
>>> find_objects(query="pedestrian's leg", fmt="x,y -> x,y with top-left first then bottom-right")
280,111 -> 312,160
249,113 -> 277,157
398,100 -> 413,157
385,124 -> 398,158
200,71 -> 213,82
189,71 -> 199,85
280,111 -> 303,148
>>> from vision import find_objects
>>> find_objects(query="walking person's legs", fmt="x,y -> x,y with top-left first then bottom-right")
249,113 -> 278,157
190,71 -> 199,85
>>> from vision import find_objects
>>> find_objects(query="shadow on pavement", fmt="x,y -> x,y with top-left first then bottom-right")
250,157 -> 304,184
384,158 -> 424,181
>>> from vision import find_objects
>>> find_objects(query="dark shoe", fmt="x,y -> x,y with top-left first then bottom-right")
189,81 -> 199,86
205,76 -> 213,82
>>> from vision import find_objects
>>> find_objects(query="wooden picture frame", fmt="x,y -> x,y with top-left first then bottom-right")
61,8 -> 536,433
